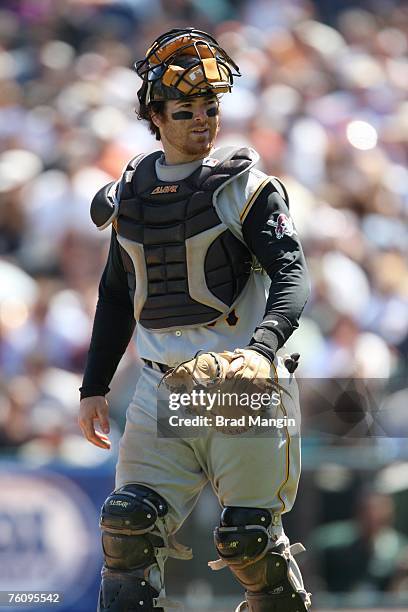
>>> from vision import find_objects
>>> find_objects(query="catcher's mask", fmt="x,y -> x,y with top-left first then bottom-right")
135,27 -> 240,105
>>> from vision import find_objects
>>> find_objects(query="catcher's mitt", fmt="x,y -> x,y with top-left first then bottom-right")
161,350 -> 275,434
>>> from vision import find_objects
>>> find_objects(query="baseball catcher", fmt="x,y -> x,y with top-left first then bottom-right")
79,27 -> 311,611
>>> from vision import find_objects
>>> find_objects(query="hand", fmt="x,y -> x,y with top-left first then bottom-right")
162,349 -> 273,434
225,352 -> 245,379
226,349 -> 272,386
78,396 -> 111,450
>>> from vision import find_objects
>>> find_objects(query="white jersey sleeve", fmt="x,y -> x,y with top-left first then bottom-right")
215,166 -> 267,239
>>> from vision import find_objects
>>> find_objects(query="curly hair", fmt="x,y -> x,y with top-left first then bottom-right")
136,101 -> 166,141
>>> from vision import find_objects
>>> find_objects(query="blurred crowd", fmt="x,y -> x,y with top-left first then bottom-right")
0,0 -> 408,606
0,0 -> 407,454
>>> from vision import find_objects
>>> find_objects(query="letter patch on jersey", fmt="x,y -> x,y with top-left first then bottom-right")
267,213 -> 296,240
151,185 -> 180,195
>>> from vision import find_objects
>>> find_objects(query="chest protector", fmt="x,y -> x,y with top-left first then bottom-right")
97,147 -> 257,331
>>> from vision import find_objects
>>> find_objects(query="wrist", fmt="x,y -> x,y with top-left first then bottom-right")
243,345 -> 275,364
79,385 -> 109,400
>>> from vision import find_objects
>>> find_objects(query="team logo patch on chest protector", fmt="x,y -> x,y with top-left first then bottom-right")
113,147 -> 257,331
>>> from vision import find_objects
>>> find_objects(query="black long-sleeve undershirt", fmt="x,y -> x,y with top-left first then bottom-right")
80,230 -> 135,399
242,181 -> 310,362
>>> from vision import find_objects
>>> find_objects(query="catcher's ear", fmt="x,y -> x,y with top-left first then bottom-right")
150,102 -> 168,131
151,112 -> 164,130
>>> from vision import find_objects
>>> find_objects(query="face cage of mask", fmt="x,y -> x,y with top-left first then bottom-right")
135,32 -> 240,106
134,29 -> 240,81
139,57 -> 233,105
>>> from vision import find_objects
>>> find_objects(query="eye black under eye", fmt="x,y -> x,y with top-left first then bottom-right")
206,106 -> 218,117
171,110 -> 194,120
171,102 -> 219,121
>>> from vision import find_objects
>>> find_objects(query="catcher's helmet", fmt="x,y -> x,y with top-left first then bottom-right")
135,28 -> 240,105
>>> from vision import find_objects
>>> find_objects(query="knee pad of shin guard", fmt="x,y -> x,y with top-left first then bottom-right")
101,483 -> 168,535
213,507 -> 311,611
214,507 -> 272,571
100,484 -> 168,570
98,485 -> 169,611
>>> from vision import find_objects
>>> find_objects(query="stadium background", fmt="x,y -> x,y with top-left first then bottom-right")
0,0 -> 407,610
